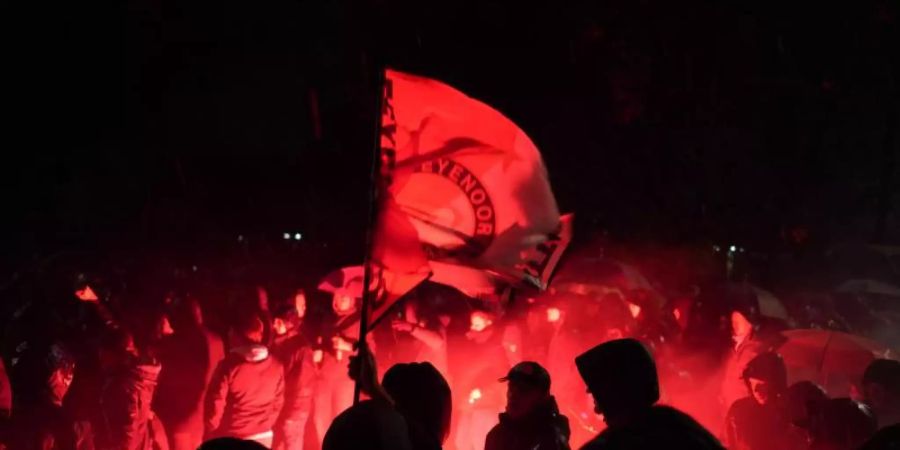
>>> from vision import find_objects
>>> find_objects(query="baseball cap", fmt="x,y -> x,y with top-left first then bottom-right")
499,361 -> 551,392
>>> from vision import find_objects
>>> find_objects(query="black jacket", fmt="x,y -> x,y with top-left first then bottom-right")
724,397 -> 801,450
580,405 -> 724,450
98,360 -> 162,450
485,397 -> 571,450
322,400 -> 413,450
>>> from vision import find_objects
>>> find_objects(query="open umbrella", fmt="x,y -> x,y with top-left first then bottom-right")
750,285 -> 790,321
777,329 -> 897,397
835,279 -> 900,297
551,257 -> 665,309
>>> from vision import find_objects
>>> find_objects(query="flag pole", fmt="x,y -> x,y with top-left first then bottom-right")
354,60 -> 385,405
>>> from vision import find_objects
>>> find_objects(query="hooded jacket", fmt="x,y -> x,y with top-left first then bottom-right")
485,396 -> 571,450
581,405 -> 724,450
98,360 -> 162,450
204,344 -> 284,440
322,399 -> 413,450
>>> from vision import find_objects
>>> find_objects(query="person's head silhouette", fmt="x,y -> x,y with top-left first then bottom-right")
382,361 -> 452,445
741,351 -> 788,406
575,338 -> 659,427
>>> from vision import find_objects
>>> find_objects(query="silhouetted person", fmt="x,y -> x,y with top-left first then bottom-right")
155,297 -> 225,450
860,424 -> 900,450
270,291 -> 315,450
6,343 -> 92,450
382,362 -> 453,450
575,338 -> 723,450
485,361 -> 570,450
861,359 -> 900,429
785,381 -> 829,444
808,398 -> 877,450
205,314 -> 284,447
96,329 -> 164,450
321,348 -> 412,450
859,359 -> 900,450
724,352 -> 800,450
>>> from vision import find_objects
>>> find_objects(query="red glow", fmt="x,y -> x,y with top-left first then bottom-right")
160,316 -> 174,336
731,311 -> 753,347
673,308 -> 681,321
468,388 -> 483,405
627,302 -> 642,318
332,336 -> 353,361
75,285 -> 98,302
546,307 -> 562,323
333,294 -> 356,315
273,318 -> 288,336
294,291 -> 307,318
470,312 -> 492,332
312,349 -> 324,364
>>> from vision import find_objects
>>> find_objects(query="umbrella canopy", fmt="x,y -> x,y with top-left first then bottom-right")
835,279 -> 900,297
777,329 -> 897,397
750,285 -> 790,321
551,257 -> 665,309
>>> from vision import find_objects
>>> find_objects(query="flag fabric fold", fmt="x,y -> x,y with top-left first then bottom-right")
364,68 -> 570,323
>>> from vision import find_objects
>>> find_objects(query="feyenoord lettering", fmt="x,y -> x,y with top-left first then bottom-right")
417,158 -> 496,256
380,76 -> 397,186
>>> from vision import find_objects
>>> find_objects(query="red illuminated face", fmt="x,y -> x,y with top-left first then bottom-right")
506,381 -> 546,419
273,317 -> 288,336
294,291 -> 307,319
731,311 -> 753,346
48,366 -> 75,405
748,377 -> 772,405
333,293 -> 356,315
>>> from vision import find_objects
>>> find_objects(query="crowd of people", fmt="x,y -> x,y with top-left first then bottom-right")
0,256 -> 897,450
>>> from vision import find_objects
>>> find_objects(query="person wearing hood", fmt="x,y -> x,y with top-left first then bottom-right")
323,347 -> 451,450
96,328 -> 165,450
575,338 -> 723,450
205,313 -> 284,448
485,361 -> 570,450
382,361 -> 453,450
724,352 -> 801,450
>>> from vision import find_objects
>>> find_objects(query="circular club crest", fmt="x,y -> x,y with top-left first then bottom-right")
400,158 -> 496,259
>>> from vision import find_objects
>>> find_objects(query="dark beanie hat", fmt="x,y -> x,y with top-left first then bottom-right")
575,338 -> 659,413
742,352 -> 788,390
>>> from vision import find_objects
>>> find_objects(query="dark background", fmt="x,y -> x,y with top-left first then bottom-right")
4,0 -> 899,278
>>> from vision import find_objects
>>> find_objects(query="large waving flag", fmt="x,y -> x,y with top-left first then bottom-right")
366,68 -> 571,325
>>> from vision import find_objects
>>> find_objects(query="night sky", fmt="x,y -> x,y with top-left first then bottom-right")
4,0 -> 899,275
